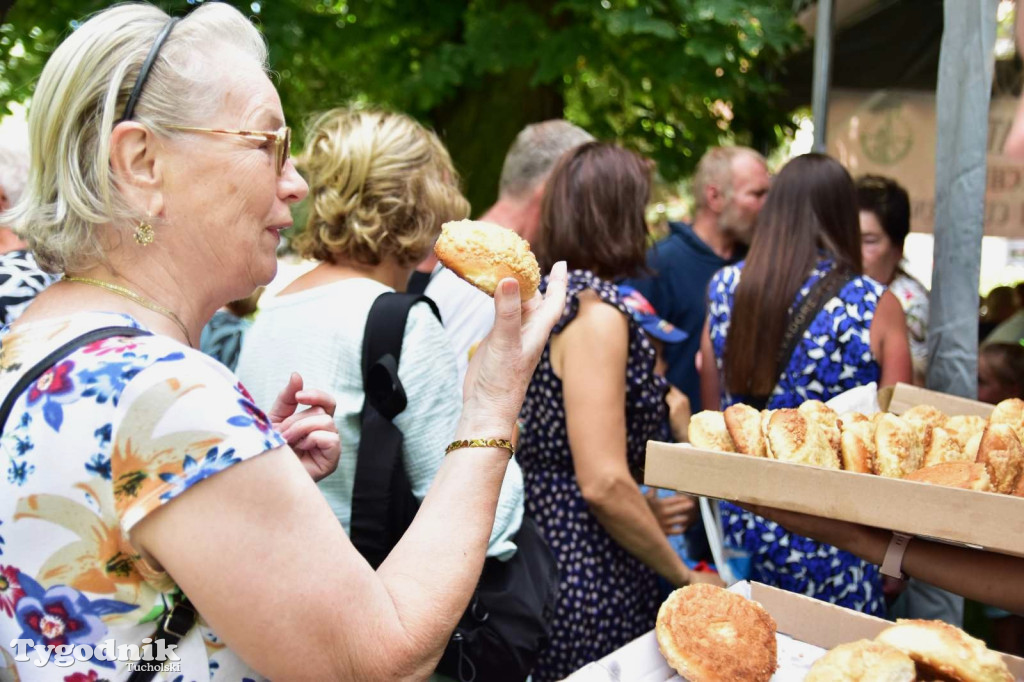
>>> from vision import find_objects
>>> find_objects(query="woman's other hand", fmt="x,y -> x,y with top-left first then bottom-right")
461,261 -> 568,435
644,489 -> 698,536
268,372 -> 341,481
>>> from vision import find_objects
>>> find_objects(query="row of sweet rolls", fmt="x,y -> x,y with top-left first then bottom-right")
687,398 -> 1024,496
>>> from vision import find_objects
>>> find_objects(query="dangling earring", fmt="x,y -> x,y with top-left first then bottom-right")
134,218 -> 155,246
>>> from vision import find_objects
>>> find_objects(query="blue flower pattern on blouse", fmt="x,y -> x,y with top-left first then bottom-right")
708,259 -> 887,616
158,447 -> 243,501
0,312 -> 286,679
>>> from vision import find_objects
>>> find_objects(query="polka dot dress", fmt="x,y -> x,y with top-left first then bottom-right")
518,270 -> 671,681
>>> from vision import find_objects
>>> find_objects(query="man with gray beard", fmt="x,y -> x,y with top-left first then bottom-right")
626,146 -> 770,414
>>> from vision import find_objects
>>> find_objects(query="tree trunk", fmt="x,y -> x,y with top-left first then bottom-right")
431,68 -> 564,217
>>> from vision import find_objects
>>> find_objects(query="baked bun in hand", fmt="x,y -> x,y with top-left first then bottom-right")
434,219 -> 541,301
656,584 -> 777,682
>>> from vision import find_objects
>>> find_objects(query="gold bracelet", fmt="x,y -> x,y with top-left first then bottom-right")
445,438 -> 515,457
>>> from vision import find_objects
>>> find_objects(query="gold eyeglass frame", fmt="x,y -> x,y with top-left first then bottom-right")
167,124 -> 291,175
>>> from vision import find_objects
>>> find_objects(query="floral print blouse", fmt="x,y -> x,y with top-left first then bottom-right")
0,312 -> 282,680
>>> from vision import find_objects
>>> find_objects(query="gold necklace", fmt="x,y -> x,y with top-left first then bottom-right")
65,276 -> 194,348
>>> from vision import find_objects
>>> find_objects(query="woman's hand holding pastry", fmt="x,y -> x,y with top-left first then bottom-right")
268,372 -> 341,481
460,262 -> 568,437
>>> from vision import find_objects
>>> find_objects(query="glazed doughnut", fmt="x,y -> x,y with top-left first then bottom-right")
655,584 -> 777,682
434,219 -> 540,301
805,639 -> 915,682
875,619 -> 1012,682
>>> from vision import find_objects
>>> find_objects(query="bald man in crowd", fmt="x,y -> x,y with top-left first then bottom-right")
626,146 -> 770,414
412,120 -> 593,382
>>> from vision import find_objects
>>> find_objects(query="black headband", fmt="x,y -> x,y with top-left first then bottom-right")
119,17 -> 180,123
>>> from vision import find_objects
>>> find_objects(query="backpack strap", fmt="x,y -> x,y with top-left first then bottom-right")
349,293 -> 441,568
0,326 -> 152,435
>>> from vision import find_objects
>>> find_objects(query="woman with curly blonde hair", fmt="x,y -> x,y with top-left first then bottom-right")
237,108 -> 527,562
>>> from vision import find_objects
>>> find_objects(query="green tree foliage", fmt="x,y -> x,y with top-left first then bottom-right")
1,0 -> 804,212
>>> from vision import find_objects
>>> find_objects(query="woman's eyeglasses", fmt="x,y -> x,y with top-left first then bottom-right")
166,125 -> 292,175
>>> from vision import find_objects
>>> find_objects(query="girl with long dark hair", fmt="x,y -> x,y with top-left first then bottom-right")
699,153 -> 911,614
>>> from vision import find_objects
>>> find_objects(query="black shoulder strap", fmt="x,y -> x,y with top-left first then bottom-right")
406,269 -> 433,296
0,326 -> 152,435
0,324 -> 182,682
748,267 -> 854,409
359,292 -> 441,418
350,293 -> 440,568
775,266 -> 853,374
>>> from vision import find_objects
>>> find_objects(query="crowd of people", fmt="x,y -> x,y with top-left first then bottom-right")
0,2 -> 1022,680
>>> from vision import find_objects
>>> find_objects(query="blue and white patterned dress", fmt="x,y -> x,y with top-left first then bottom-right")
518,270 -> 671,681
708,258 -> 887,616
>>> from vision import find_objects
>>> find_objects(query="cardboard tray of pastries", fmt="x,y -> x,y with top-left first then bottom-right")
643,383 -> 1024,558
565,581 -> 1024,681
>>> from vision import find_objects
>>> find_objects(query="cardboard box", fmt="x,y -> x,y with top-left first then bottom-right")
879,382 -> 994,418
645,441 -> 1024,557
643,383 -> 1024,557
565,582 -> 1024,681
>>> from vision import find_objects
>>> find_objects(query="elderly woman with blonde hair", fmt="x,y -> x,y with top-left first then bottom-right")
0,3 -> 566,680
237,108 -> 527,565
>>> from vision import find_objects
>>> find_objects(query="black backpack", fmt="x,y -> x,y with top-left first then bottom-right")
349,292 -> 559,682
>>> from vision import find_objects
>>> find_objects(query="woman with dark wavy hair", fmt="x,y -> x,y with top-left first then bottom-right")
699,153 -> 911,615
520,142 -> 720,680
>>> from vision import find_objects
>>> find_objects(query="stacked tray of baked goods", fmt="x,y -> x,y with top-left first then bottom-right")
643,384 -> 1024,558
565,582 -> 1024,681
